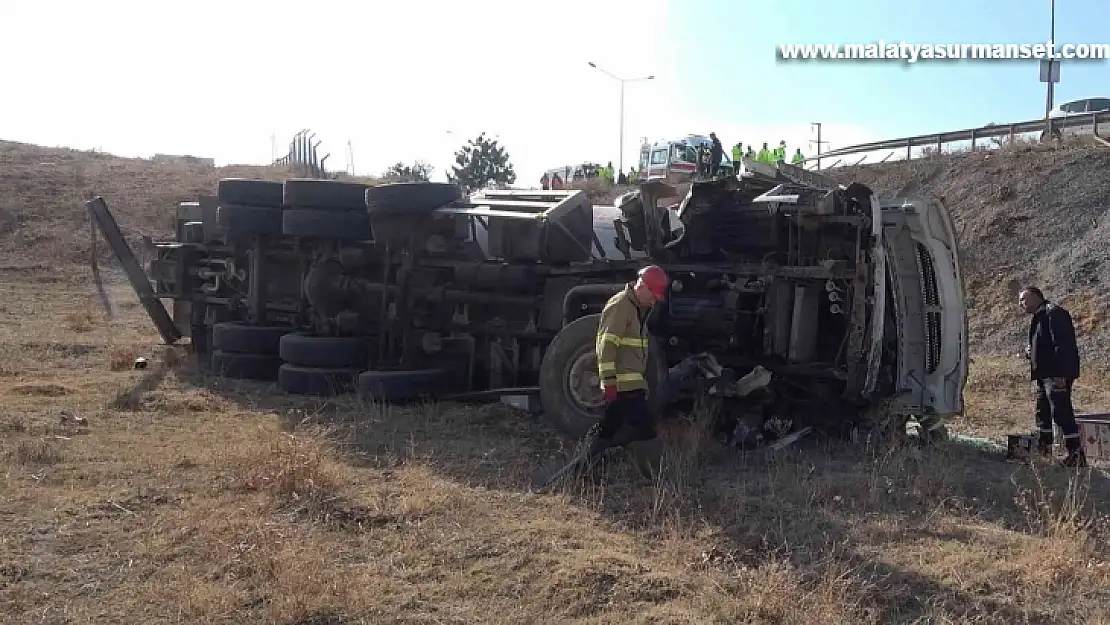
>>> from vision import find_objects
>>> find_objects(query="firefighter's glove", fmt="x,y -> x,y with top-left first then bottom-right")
603,385 -> 618,404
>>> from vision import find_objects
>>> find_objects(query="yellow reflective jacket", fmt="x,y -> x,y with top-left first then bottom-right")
731,145 -> 742,161
757,149 -> 772,163
595,284 -> 650,393
791,152 -> 804,164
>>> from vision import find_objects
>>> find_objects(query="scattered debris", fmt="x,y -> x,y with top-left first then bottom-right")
59,410 -> 88,427
765,426 -> 812,455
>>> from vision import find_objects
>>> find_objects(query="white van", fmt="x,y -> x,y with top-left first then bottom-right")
637,134 -> 734,184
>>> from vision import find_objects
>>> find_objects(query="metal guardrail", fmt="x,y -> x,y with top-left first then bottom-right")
274,129 -> 332,178
801,110 -> 1110,169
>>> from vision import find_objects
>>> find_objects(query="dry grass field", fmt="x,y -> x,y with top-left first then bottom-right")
4,139 -> 1110,623
3,268 -> 1110,625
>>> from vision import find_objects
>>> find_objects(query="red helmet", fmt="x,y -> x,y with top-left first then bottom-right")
636,265 -> 668,301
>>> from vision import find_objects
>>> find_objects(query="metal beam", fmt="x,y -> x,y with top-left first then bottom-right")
803,110 -> 1108,164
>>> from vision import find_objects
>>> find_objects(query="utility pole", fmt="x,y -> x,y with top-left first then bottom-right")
1043,0 -> 1058,119
588,62 -> 654,175
810,123 -> 829,170
1037,0 -> 1062,141
270,134 -> 276,164
347,140 -> 355,175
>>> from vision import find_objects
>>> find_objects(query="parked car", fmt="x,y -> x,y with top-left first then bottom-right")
1048,96 -> 1110,118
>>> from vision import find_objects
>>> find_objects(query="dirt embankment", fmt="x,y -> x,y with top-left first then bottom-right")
831,144 -> 1110,364
0,140 -> 375,268
3,138 -> 1109,362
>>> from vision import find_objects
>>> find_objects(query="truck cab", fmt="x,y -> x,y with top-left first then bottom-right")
600,166 -> 968,440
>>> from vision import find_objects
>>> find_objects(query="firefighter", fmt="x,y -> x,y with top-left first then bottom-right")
585,265 -> 670,464
1020,286 -> 1086,467
774,140 -> 787,162
603,162 -> 615,183
757,142 -> 772,164
791,148 -> 805,165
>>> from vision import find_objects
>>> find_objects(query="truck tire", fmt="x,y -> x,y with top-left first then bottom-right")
538,313 -> 667,439
279,333 -> 370,368
282,209 -> 372,239
283,179 -> 370,210
357,369 -> 450,403
365,182 -> 462,213
211,322 -> 290,356
217,179 -> 284,208
210,350 -> 282,381
277,364 -> 359,396
215,205 -> 283,235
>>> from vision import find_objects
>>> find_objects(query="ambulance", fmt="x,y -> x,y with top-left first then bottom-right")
636,134 -> 735,184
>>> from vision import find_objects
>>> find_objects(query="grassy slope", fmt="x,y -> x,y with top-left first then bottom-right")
1,140 -> 1110,623
830,141 -> 1110,364
1,273 -> 1109,624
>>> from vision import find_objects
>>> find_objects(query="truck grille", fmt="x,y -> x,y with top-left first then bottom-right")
711,210 -> 777,252
665,295 -> 727,334
917,242 -> 941,374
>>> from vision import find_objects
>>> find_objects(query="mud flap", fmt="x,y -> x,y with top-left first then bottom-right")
85,197 -> 182,345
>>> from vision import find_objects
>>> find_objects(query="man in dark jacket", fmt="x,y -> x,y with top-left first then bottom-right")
708,132 -> 724,176
1020,286 -> 1086,467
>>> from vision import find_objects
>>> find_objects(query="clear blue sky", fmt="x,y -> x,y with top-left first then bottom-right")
667,0 -> 1109,140
1,0 -> 1107,180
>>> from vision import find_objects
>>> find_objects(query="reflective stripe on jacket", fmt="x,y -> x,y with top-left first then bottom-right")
595,284 -> 649,393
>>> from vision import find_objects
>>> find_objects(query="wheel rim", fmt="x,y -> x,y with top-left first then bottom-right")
565,347 -> 605,412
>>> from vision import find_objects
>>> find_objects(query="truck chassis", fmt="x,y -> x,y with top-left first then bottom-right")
90,159 -> 967,446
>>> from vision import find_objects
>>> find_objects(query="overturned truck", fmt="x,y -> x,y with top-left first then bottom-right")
92,158 -> 968,444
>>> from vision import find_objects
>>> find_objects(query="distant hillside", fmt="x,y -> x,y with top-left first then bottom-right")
0,140 -> 373,267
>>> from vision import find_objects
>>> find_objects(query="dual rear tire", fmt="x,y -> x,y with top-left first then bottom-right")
206,323 -> 452,402
204,312 -> 666,439
537,313 -> 667,439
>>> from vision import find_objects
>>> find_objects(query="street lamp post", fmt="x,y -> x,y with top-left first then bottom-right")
1044,0 -> 1057,118
588,61 -> 654,175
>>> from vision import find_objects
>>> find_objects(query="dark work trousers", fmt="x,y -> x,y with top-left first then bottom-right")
1035,378 -> 1081,452
597,390 -> 656,444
